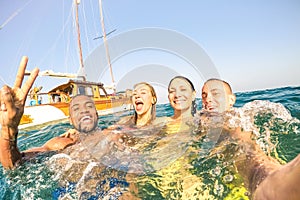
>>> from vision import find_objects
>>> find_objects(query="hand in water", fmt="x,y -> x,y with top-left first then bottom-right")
0,56 -> 39,138
60,129 -> 80,143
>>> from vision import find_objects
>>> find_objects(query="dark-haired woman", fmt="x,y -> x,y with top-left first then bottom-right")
164,76 -> 197,134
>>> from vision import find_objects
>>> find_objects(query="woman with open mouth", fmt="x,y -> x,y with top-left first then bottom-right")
114,82 -> 157,128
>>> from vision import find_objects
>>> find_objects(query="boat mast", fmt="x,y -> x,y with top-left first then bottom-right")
99,0 -> 116,93
75,0 -> 86,81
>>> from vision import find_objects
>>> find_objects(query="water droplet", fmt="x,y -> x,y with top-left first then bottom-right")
223,174 -> 234,183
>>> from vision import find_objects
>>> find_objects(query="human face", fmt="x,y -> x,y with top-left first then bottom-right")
132,84 -> 155,117
168,78 -> 195,114
69,95 -> 98,133
201,80 -> 236,113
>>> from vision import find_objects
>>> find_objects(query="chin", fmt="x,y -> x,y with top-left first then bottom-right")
136,110 -> 144,115
80,124 -> 97,133
83,128 -> 95,133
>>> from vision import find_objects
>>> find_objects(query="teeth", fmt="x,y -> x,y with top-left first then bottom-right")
80,116 -> 91,122
175,100 -> 184,103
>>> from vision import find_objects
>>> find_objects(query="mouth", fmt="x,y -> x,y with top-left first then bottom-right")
80,115 -> 93,123
173,99 -> 185,105
135,100 -> 144,111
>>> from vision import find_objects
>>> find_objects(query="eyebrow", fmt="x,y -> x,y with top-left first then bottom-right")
211,88 -> 222,92
171,83 -> 189,88
134,88 -> 148,92
202,88 -> 223,94
71,101 -> 94,108
71,104 -> 79,110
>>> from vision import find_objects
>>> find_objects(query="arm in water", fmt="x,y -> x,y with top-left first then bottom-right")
201,78 -> 300,199
0,60 -> 121,170
231,128 -> 300,200
0,56 -> 39,169
23,129 -> 79,153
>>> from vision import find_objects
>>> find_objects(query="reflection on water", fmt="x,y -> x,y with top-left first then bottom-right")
1,86 -> 300,199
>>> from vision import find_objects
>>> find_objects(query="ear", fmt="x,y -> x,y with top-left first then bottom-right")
229,94 -> 236,107
69,116 -> 73,125
192,91 -> 196,101
152,97 -> 157,104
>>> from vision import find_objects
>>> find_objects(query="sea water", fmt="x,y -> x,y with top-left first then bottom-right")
0,86 -> 299,200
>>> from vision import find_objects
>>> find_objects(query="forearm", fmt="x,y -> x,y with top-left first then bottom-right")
253,154 -> 300,200
0,127 -> 22,169
230,128 -> 281,195
235,151 -> 279,194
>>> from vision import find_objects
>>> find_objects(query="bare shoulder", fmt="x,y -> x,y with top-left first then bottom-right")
116,116 -> 133,125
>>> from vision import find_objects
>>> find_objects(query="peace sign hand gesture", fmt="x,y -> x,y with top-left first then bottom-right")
0,56 -> 39,139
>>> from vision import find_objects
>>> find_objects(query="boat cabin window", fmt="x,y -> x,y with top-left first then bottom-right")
65,86 -> 73,97
99,88 -> 107,97
86,87 -> 93,96
78,86 -> 85,95
78,86 -> 93,97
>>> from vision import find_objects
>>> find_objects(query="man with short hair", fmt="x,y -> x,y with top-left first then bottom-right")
0,56 -> 111,169
201,78 -> 236,113
200,78 -> 300,200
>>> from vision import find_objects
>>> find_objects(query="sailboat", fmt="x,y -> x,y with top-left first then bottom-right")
19,0 -> 132,130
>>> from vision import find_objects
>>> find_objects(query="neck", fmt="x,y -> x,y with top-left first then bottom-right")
80,127 -> 101,135
172,108 -> 192,121
136,108 -> 152,127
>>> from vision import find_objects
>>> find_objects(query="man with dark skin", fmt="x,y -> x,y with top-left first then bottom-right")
0,56 -> 113,169
23,94 -> 101,154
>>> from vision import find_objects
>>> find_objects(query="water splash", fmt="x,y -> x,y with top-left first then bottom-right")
224,100 -> 300,155
1,153 -> 58,199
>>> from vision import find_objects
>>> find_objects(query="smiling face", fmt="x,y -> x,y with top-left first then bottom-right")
132,83 -> 156,118
168,77 -> 196,116
69,95 -> 98,133
201,79 -> 236,113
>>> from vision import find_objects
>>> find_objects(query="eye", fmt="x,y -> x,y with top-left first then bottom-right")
86,103 -> 95,108
72,106 -> 79,112
212,92 -> 220,96
168,89 -> 175,94
202,93 -> 207,98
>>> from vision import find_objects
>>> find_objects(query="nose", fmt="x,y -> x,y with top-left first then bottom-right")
132,93 -> 140,102
80,106 -> 89,114
173,90 -> 182,98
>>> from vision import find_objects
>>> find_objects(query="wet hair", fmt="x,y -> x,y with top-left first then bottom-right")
168,76 -> 197,116
204,78 -> 233,94
132,82 -> 157,125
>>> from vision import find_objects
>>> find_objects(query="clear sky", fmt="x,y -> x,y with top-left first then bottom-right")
1,0 -> 299,103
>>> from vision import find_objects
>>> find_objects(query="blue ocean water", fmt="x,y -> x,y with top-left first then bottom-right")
0,86 -> 299,199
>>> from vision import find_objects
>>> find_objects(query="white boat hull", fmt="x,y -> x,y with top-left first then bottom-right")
19,103 -> 132,130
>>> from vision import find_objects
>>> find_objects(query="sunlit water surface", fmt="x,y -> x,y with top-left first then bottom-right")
0,86 -> 300,200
